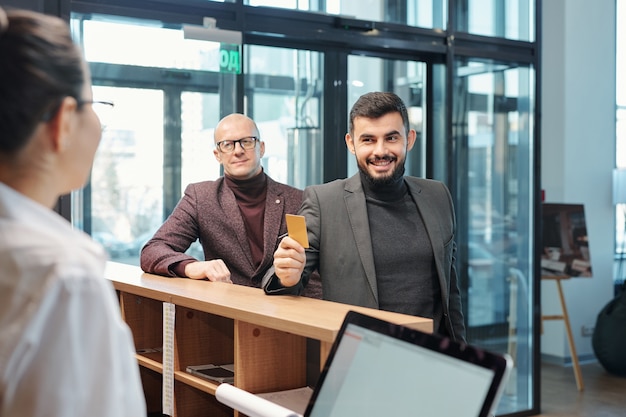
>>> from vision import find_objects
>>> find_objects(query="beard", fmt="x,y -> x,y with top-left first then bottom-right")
357,155 -> 406,188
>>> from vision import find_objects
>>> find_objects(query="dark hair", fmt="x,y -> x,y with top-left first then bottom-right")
0,7 -> 85,154
348,91 -> 410,136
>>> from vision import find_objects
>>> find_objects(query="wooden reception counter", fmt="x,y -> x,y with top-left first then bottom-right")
105,261 -> 432,417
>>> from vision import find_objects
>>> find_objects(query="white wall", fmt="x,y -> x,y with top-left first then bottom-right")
541,0 -> 616,363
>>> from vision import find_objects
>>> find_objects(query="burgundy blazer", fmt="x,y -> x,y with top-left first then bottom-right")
140,174 -> 321,298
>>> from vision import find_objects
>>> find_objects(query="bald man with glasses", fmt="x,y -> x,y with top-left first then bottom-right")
141,113 -> 321,298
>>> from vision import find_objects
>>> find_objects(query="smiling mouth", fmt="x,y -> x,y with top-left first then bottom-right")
368,156 -> 396,167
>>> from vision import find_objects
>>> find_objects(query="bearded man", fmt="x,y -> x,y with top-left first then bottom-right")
263,91 -> 466,342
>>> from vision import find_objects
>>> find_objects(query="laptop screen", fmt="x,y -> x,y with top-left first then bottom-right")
305,311 -> 511,417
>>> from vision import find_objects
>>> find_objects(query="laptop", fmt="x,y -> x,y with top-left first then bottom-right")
216,310 -> 513,417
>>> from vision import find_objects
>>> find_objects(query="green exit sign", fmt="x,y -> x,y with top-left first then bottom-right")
219,44 -> 241,74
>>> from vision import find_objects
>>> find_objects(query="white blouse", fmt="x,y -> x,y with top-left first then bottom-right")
0,183 -> 146,417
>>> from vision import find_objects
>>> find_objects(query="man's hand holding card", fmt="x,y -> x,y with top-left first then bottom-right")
273,214 -> 309,288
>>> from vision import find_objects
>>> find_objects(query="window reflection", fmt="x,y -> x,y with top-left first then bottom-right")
181,92 -> 221,186
460,0 -> 534,41
454,58 -> 535,414
246,0 -> 446,29
79,15 -> 230,71
245,45 -> 323,188
72,14 -> 232,265
85,86 -> 164,262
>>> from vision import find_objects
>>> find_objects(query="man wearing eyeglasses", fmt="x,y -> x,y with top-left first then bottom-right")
140,113 -> 321,298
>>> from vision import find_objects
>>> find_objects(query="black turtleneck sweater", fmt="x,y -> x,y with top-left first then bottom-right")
225,171 -> 267,268
360,171 -> 440,319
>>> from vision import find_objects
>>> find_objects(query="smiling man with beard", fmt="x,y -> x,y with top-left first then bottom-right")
263,91 -> 466,342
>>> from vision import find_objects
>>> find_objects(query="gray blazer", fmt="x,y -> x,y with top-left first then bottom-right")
141,175 -> 321,298
264,174 -> 466,341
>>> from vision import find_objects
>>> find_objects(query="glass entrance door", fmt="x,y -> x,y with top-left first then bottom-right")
453,58 -> 536,414
85,86 -> 164,263
71,13 -> 235,264
67,2 -> 539,414
244,45 -> 324,189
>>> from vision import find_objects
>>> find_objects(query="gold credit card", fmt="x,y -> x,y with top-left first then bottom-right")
285,214 -> 309,248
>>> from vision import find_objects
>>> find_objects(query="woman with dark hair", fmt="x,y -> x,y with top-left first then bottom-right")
0,7 -> 145,416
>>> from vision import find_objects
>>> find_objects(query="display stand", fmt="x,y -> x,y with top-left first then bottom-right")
541,275 -> 584,391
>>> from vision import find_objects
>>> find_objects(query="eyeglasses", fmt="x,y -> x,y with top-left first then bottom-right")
41,99 -> 114,122
78,99 -> 115,109
81,100 -> 115,130
216,136 -> 259,153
